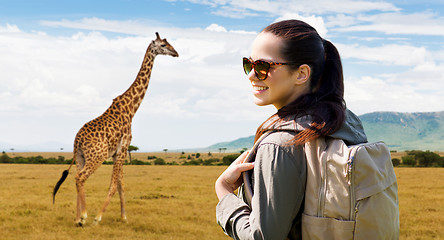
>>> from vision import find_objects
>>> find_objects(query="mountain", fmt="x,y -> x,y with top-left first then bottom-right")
202,111 -> 444,152
203,135 -> 255,153
360,111 -> 444,151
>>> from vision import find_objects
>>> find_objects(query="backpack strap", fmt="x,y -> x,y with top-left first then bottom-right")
242,130 -> 276,206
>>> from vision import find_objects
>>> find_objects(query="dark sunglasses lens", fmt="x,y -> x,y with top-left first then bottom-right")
254,61 -> 270,80
243,58 -> 252,75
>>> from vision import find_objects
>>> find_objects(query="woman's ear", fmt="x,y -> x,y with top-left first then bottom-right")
295,64 -> 311,85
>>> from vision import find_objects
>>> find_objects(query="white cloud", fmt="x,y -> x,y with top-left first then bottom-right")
41,18 -> 152,36
205,23 -> 228,32
307,0 -> 399,14
186,0 -> 399,17
211,5 -> 259,18
0,23 -> 21,32
337,43 -> 431,66
334,12 -> 444,36
345,73 -> 444,115
326,14 -> 357,28
275,13 -> 328,37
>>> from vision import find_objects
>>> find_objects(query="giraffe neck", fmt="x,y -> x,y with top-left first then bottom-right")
115,44 -> 157,119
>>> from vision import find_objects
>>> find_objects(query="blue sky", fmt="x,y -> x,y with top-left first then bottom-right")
1,0 -> 443,152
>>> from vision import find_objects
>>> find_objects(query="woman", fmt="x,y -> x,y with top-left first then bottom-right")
215,20 -> 367,239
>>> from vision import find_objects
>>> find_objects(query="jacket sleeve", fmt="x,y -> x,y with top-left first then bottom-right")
216,138 -> 306,240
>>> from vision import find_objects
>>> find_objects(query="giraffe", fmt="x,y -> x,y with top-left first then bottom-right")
53,32 -> 178,226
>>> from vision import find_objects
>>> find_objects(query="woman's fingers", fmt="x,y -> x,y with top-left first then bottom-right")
240,151 -> 250,164
215,150 -> 255,200
234,162 -> 254,172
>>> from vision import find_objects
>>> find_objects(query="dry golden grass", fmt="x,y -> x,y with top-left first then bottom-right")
0,164 -> 442,239
395,168 -> 444,239
0,164 -> 228,240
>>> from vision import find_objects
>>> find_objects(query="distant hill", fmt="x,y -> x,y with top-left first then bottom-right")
201,111 -> 444,152
360,111 -> 444,151
203,135 -> 255,153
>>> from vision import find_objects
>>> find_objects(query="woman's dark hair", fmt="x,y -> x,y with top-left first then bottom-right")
255,20 -> 346,144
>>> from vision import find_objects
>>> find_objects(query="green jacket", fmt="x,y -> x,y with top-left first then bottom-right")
216,109 -> 367,240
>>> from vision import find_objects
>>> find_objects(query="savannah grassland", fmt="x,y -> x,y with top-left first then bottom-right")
0,152 -> 443,240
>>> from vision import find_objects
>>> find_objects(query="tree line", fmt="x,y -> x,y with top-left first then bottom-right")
1,150 -> 443,167
0,152 -> 242,166
392,150 -> 444,167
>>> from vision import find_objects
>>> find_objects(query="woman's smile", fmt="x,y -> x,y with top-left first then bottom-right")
252,84 -> 269,94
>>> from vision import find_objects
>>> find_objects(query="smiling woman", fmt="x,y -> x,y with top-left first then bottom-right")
215,19 -> 369,240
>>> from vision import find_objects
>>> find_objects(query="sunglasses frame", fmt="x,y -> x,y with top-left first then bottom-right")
243,57 -> 300,80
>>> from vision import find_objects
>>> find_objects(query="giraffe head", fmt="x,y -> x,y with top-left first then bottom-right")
150,32 -> 179,57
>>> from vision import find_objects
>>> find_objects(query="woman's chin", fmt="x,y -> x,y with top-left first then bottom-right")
253,98 -> 269,107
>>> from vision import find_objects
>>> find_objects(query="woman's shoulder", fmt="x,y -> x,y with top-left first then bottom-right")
255,131 -> 307,174
260,130 -> 296,145
257,131 -> 303,156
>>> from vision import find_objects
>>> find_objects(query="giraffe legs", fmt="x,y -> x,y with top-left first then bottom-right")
75,168 -> 92,226
73,145 -> 129,226
117,168 -> 127,222
94,154 -> 127,225
74,151 -> 105,227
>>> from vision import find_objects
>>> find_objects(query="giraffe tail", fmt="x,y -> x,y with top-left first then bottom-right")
52,157 -> 75,204
53,170 -> 69,204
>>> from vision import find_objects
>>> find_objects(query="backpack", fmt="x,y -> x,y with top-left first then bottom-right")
303,137 -> 399,239
243,132 -> 400,239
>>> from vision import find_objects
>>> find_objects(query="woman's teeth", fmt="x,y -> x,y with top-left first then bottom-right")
253,86 -> 269,91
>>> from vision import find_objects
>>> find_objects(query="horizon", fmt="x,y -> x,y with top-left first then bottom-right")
1,0 -> 443,151
3,110 -> 443,152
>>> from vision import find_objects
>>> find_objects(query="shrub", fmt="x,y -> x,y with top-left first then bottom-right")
29,156 -> 46,164
129,159 -> 149,165
0,153 -> 11,163
14,157 -> 29,164
64,159 -> 73,164
183,159 -> 203,165
154,158 -> 166,165
203,158 -> 219,166
402,155 -> 416,167
391,158 -> 400,167
417,151 -> 441,167
46,158 -> 59,164
404,150 -> 443,167
222,154 -> 241,165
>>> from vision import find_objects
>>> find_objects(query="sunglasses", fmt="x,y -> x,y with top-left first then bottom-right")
243,57 -> 299,80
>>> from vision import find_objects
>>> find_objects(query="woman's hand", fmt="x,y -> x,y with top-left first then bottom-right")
215,151 -> 255,201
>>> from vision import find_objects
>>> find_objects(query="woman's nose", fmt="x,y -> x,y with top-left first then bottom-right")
247,69 -> 258,82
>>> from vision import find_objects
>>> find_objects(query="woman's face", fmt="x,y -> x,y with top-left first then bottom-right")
248,32 -> 310,109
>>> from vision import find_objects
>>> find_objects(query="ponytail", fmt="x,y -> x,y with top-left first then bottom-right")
318,39 -> 345,105
301,39 -> 345,140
